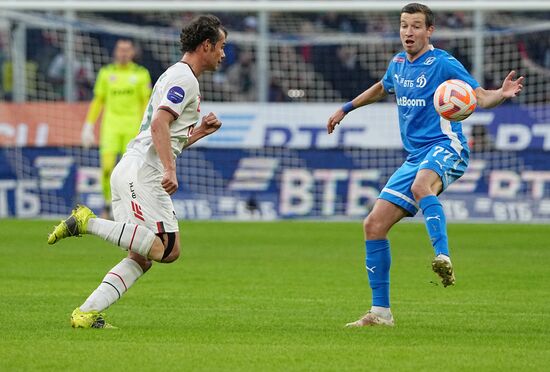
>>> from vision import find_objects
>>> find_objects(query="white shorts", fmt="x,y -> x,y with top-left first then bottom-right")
111,154 -> 179,233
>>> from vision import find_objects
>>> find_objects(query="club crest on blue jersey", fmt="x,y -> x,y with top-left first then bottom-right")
416,74 -> 427,88
424,56 -> 436,65
167,86 -> 185,103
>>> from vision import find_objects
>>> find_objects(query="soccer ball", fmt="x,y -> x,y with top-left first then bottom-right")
433,79 -> 477,121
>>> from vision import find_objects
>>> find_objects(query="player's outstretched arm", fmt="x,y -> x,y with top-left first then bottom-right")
475,70 -> 524,109
183,112 -> 222,149
327,81 -> 387,134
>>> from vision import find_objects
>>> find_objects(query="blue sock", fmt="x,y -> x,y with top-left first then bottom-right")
419,195 -> 449,257
365,239 -> 391,308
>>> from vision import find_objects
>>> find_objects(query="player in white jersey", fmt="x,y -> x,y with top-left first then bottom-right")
47,15 -> 227,328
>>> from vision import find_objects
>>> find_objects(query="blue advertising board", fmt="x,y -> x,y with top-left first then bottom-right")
1,146 -> 549,222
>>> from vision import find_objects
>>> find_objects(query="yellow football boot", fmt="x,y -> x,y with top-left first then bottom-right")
70,308 -> 116,329
48,205 -> 96,245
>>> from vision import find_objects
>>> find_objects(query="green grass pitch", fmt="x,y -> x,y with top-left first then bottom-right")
1,220 -> 549,371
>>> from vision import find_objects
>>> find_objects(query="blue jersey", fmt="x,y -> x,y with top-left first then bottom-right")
382,46 -> 480,162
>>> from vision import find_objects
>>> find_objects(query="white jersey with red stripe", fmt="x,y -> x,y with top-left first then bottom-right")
125,61 -> 201,171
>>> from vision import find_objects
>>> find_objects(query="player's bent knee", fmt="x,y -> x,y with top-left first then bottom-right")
156,232 -> 180,264
363,215 -> 387,240
148,236 -> 166,262
410,182 -> 427,201
161,244 -> 180,263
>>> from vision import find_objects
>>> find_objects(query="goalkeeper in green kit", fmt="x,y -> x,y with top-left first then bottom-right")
81,39 -> 152,218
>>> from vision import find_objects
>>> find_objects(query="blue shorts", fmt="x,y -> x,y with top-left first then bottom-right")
379,143 -> 469,216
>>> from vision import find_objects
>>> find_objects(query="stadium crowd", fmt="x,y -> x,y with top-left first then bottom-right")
0,11 -> 549,103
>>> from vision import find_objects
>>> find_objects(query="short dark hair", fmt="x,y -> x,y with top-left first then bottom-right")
179,14 -> 227,54
401,3 -> 434,28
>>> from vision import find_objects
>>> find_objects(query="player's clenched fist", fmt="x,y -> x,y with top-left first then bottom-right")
161,169 -> 178,195
327,108 -> 346,134
201,112 -> 222,135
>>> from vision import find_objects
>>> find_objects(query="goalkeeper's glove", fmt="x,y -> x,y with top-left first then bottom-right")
81,123 -> 95,148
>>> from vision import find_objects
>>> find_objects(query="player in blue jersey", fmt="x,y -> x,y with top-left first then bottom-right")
327,3 -> 524,327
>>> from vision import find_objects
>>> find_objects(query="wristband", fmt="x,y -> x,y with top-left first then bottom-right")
342,101 -> 355,114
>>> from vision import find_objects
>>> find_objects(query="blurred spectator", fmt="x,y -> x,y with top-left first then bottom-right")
221,42 -> 238,69
517,31 -> 550,68
468,124 -> 494,152
448,42 -> 472,71
47,38 -> 95,101
1,60 -> 39,101
316,12 -> 362,33
439,12 -> 467,29
269,72 -> 289,102
367,15 -> 392,34
298,21 -> 316,63
0,28 -> 41,101
0,33 -> 9,100
243,16 -> 258,33
218,15 -> 257,71
327,45 -> 376,99
226,49 -> 257,101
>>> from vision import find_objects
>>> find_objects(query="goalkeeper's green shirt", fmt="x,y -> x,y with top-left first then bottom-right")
94,62 -> 151,134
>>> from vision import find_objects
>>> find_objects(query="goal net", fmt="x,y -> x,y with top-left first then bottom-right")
0,3 -> 549,221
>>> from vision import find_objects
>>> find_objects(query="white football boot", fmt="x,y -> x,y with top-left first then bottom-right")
432,254 -> 456,287
345,311 -> 394,327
